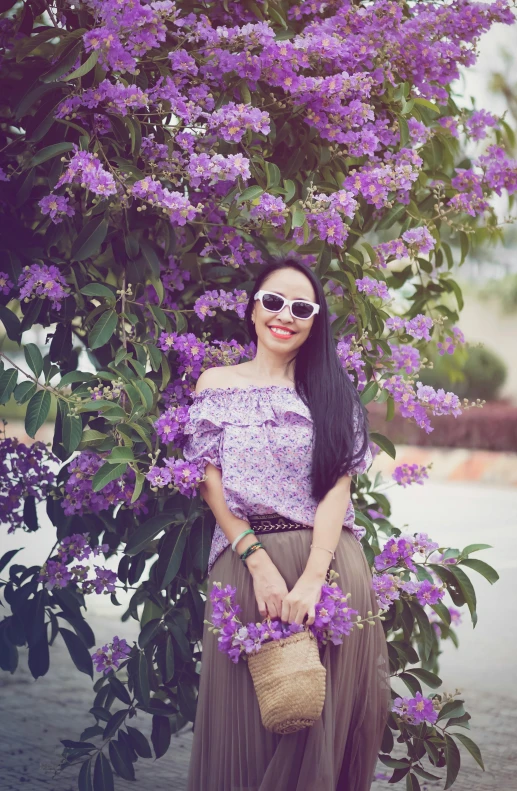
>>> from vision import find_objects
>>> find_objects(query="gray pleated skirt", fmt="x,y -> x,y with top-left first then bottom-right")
186,527 -> 391,791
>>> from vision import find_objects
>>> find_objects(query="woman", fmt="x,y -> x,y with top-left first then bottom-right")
182,258 -> 391,791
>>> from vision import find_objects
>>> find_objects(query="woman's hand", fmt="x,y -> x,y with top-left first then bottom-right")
246,552 -> 289,620
281,572 -> 325,626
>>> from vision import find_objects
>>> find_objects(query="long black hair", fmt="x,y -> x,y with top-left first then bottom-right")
244,258 -> 370,502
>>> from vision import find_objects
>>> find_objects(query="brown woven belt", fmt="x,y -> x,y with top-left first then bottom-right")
247,512 -> 313,534
246,512 -> 332,583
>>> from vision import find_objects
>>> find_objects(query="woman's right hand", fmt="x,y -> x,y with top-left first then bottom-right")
246,552 -> 289,620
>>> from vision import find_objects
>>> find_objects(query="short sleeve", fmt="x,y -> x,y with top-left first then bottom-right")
182,392 -> 223,471
342,403 -> 372,476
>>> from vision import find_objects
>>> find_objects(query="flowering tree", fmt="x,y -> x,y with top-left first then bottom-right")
0,0 -> 515,788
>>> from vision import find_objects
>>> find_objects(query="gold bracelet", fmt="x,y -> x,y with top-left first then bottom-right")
310,543 -> 336,560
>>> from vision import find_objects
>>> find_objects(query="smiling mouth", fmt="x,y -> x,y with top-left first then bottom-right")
268,325 -> 296,338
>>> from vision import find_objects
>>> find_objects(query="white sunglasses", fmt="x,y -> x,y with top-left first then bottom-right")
254,290 -> 320,320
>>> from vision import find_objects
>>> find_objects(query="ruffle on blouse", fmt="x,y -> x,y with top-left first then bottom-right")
181,385 -> 312,471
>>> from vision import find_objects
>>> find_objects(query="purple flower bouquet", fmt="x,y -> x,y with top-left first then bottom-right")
206,575 -> 381,664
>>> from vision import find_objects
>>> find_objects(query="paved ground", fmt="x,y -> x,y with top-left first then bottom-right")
1,469 -> 516,790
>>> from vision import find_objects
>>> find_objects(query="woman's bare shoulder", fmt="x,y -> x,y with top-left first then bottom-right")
194,364 -> 248,394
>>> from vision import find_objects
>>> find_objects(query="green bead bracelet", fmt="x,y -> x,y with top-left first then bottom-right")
239,541 -> 265,565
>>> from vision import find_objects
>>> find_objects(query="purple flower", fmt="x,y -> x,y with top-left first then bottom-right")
91,566 -> 118,594
17,264 -> 70,311
0,438 -> 57,534
372,573 -> 401,611
392,692 -> 438,725
356,277 -> 390,301
0,272 -> 13,296
392,463 -> 429,487
249,193 -> 287,227
38,194 -> 75,225
92,636 -> 132,674
39,560 -> 74,590
404,314 -> 434,342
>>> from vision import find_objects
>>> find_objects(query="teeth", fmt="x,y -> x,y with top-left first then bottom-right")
270,327 -> 293,336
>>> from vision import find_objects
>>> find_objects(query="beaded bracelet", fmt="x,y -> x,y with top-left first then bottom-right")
239,541 -> 265,565
231,528 -> 255,552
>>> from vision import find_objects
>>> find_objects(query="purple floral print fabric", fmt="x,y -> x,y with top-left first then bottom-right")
182,385 -> 372,574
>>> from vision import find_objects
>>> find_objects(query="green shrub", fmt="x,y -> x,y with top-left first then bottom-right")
419,345 -> 507,402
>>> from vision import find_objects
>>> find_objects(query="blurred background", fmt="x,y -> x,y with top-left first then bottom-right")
1,21 -> 517,791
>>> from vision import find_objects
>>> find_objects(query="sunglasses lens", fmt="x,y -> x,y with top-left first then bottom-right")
262,293 -> 285,312
292,301 -> 314,319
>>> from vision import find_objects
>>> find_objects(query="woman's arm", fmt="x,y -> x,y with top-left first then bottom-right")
280,473 -> 352,625
199,464 -> 289,619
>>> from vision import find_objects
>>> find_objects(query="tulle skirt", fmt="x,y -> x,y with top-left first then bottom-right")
186,527 -> 391,791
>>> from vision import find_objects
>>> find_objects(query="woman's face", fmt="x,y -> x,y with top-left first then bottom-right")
251,268 -> 317,354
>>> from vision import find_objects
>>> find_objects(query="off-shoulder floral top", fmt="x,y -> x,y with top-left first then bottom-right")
182,385 -> 372,574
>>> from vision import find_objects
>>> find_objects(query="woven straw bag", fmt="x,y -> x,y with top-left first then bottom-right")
247,628 -> 327,734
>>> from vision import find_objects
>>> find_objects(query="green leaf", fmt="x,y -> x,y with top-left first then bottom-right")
89,310 -> 118,350
438,699 -> 465,721
408,601 -> 434,661
459,558 -> 498,584
63,49 -> 99,80
80,283 -> 117,302
452,732 -> 485,770
133,652 -> 150,707
405,668 -> 442,688
71,215 -> 108,262
0,368 -> 18,405
13,380 -> 37,404
109,739 -> 136,781
125,511 -> 179,556
78,758 -> 93,791
290,204 -> 305,228
59,371 -> 96,387
447,566 -> 477,626
461,543 -> 492,555
29,142 -> 74,167
92,462 -> 128,492
62,411 -> 83,455
265,161 -> 281,188
156,524 -> 188,589
60,627 -> 93,678
133,380 -> 154,410
369,431 -> 396,460
406,773 -> 421,791
444,733 -> 461,790
399,116 -> 410,147
236,185 -> 264,204
138,618 -> 162,649
107,447 -> 134,463
131,471 -> 145,504
93,752 -> 114,791
414,97 -> 441,114
108,676 -> 132,706
126,726 -> 152,758
24,343 -> 43,378
151,715 -> 171,759
360,381 -> 379,405
0,306 -> 22,342
165,635 -> 175,683
25,390 -> 51,437
103,709 -> 129,741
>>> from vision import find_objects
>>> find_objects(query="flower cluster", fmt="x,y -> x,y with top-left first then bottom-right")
392,692 -> 439,725
188,153 -> 251,187
61,451 -> 147,516
336,337 -> 367,388
92,636 -> 132,674
38,194 -> 75,225
392,463 -> 429,487
371,570 -> 445,611
17,264 -> 70,311
145,458 -> 204,496
437,326 -> 465,356
131,176 -> 201,226
38,532 -> 117,595
193,288 -> 249,321
382,375 -> 462,432
207,102 -> 271,142
386,313 -> 435,342
153,404 -> 190,444
374,532 -> 440,573
388,343 -> 421,375
356,277 -> 391,301
249,193 -> 287,227
208,578 -> 374,664
0,438 -> 57,534
55,149 -> 117,197
0,271 -> 13,296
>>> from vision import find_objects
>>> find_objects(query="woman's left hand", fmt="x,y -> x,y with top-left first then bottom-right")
281,573 -> 325,626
